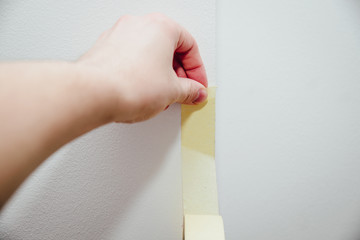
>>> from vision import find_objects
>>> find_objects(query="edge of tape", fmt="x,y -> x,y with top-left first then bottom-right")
184,214 -> 225,240
181,87 -> 225,239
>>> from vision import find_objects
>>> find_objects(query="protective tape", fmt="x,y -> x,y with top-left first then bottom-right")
181,87 -> 225,240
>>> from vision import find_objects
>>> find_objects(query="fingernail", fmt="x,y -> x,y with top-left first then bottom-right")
164,105 -> 170,111
193,88 -> 208,104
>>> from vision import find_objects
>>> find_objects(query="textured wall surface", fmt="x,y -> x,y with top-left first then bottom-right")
217,0 -> 360,239
3,0 -> 360,240
0,1 -> 215,239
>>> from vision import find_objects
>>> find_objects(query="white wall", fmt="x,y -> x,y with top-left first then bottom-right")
2,0 -> 360,240
217,0 -> 360,239
0,1 -> 215,239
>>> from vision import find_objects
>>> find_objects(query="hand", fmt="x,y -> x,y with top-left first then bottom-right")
78,13 -> 208,123
0,13 -> 209,205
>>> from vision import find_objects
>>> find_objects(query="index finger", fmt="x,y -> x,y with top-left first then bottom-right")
175,26 -> 208,88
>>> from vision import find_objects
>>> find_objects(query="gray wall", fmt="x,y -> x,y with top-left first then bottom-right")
217,0 -> 360,239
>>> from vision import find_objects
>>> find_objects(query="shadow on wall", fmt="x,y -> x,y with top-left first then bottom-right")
0,107 -> 180,239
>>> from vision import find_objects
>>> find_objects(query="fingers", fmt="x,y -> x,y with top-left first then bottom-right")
171,20 -> 208,105
174,77 -> 208,105
173,57 -> 187,78
175,25 -> 208,88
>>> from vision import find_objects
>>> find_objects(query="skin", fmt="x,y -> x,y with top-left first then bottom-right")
0,13 -> 208,208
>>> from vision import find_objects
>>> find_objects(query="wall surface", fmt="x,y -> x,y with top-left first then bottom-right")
0,1 -> 215,239
2,0 -> 360,240
217,0 -> 360,239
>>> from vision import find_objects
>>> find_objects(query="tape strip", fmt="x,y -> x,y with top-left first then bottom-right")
184,215 -> 225,240
181,87 -> 225,239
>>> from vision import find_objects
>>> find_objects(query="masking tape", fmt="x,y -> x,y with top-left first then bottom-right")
184,215 -> 225,240
181,87 -> 225,239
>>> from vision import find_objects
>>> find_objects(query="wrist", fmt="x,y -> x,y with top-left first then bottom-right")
73,61 -> 117,124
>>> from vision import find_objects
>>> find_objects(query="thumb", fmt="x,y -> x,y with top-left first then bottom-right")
175,77 -> 208,104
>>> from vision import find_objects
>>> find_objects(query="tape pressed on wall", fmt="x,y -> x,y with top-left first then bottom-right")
181,87 -> 225,240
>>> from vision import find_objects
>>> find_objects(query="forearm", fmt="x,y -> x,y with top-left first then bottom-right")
0,13 -> 208,209
0,61 -> 112,206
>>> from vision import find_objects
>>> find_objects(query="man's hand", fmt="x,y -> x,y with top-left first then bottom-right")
78,13 -> 208,123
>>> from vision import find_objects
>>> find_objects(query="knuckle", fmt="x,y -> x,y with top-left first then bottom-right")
120,14 -> 132,20
147,12 -> 168,21
115,14 -> 132,26
146,13 -> 175,32
180,81 -> 198,104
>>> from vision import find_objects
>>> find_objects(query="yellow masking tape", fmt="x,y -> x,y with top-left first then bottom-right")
184,215 -> 225,240
181,87 -> 225,239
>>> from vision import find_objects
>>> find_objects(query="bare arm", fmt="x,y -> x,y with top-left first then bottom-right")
0,14 -> 208,207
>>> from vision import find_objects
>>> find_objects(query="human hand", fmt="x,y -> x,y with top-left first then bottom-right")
78,13 -> 208,123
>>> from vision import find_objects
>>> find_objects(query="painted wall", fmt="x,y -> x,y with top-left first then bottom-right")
0,1 -> 215,239
217,0 -> 360,239
2,0 -> 360,240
